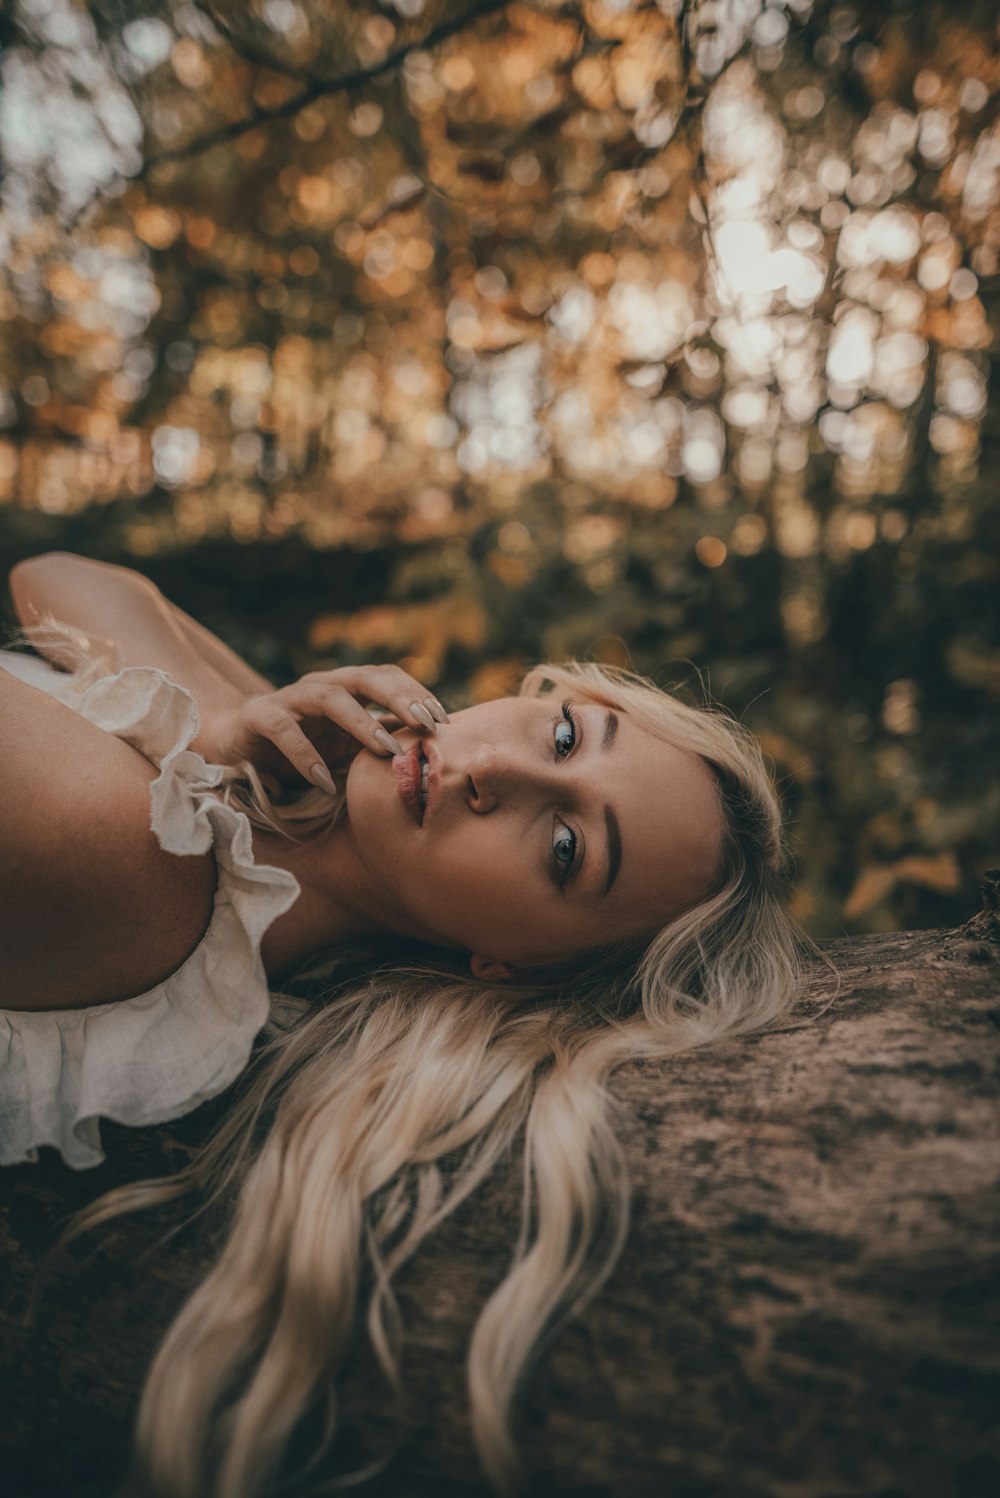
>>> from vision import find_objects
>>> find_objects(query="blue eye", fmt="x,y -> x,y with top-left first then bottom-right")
552,823 -> 577,887
551,703 -> 579,886
554,702 -> 577,758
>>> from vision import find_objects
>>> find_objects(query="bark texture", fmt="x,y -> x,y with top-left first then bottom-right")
2,882 -> 999,1498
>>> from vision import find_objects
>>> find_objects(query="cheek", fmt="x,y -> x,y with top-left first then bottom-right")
425,831 -> 524,922
428,837 -> 495,895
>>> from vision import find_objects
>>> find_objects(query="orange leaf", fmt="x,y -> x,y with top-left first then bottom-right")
844,864 -> 898,919
893,851 -> 961,893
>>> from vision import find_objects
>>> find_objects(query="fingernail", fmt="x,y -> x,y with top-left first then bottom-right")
311,763 -> 337,796
374,726 -> 403,756
410,702 -> 436,731
425,696 -> 449,724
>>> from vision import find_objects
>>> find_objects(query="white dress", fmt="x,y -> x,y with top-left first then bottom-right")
0,649 -> 301,1169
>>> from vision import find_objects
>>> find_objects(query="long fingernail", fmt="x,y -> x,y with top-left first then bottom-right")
374,726 -> 404,756
410,702 -> 436,731
425,696 -> 449,724
311,763 -> 337,796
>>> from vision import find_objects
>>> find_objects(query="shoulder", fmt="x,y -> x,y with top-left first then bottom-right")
0,663 -> 217,1011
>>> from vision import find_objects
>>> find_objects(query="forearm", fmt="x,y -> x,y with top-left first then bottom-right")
7,552 -> 273,741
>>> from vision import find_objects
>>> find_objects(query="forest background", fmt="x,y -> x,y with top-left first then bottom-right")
0,0 -> 997,940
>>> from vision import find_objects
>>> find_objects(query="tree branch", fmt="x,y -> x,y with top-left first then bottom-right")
191,1 -> 314,82
137,0 -> 513,179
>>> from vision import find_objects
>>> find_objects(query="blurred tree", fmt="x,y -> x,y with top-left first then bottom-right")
0,0 -> 997,936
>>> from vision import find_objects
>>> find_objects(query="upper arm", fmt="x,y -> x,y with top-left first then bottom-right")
8,550 -> 254,731
0,664 -> 217,1012
10,549 -> 155,617
10,551 -> 168,669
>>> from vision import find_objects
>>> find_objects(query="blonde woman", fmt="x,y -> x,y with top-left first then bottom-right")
1,550 -> 810,1498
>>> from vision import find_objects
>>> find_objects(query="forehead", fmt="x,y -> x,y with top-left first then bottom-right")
576,701 -> 724,935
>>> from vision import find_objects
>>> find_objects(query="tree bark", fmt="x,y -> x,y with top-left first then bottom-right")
2,879 -> 998,1498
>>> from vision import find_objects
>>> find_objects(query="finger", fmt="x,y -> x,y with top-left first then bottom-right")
310,762 -> 337,796
283,682 -> 406,757
410,701 -> 437,731
310,666 -> 449,732
249,702 -> 338,793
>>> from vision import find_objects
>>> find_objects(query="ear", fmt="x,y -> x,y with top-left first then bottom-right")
469,952 -> 516,983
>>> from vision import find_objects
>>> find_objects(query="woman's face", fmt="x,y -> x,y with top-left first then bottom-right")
341,690 -> 724,976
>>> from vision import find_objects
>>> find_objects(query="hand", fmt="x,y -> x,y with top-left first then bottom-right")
200,665 -> 449,794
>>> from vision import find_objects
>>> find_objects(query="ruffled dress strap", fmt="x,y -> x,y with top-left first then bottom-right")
0,652 -> 301,1169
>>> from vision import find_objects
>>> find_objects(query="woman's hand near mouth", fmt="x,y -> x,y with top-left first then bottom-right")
198,665 -> 448,795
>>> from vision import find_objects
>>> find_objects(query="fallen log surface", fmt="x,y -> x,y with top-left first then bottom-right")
2,878 -> 999,1498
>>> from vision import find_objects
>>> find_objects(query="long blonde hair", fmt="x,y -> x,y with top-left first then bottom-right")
48,651 -> 817,1498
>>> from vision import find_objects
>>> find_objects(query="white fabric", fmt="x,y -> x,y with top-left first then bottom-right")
0,649 -> 301,1169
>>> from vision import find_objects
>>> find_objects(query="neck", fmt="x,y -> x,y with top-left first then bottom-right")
251,817 -> 386,982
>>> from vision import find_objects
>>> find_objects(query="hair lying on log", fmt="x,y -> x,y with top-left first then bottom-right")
34,649 -> 827,1498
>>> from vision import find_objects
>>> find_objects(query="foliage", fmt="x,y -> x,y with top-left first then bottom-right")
0,0 -> 998,936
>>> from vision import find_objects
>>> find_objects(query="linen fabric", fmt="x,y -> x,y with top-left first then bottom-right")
0,649 -> 300,1168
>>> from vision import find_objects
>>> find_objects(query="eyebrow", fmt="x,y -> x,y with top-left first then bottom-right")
600,711 -> 621,896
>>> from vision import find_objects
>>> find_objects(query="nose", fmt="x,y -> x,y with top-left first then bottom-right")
466,744 -> 499,814
463,742 -> 561,815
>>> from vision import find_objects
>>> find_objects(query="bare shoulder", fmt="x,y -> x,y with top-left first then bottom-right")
0,663 -> 217,1011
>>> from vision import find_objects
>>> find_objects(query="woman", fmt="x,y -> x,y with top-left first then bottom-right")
1,550 -> 810,1498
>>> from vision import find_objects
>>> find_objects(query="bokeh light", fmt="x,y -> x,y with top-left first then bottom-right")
1,0 -> 998,936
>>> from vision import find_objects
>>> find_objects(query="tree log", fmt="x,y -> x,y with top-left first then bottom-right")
2,880 -> 999,1498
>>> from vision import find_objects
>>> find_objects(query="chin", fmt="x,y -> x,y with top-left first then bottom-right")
343,746 -> 376,806
342,746 -> 399,841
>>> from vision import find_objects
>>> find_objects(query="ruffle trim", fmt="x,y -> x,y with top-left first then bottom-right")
0,656 -> 301,1169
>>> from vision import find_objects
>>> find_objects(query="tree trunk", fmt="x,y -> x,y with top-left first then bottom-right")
2,880 -> 999,1498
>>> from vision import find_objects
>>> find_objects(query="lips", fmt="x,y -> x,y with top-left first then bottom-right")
393,740 -> 427,825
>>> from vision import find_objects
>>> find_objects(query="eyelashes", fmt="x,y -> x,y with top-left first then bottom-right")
552,823 -> 576,885
554,701 -> 577,758
552,702 -> 579,886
